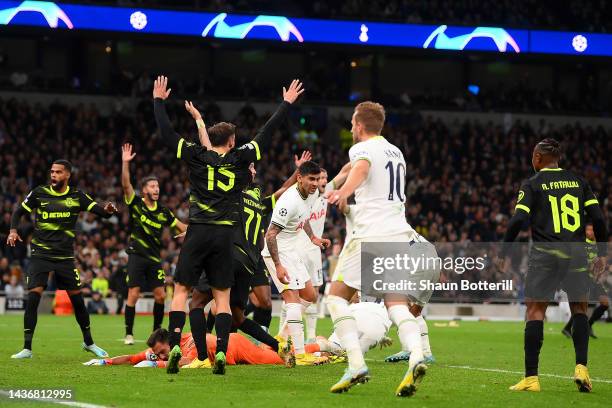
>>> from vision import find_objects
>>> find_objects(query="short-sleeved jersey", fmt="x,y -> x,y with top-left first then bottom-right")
20,185 -> 98,260
262,185 -> 316,256
514,168 -> 598,242
234,186 -> 275,270
297,182 -> 334,249
176,138 -> 261,225
125,193 -> 178,263
348,136 -> 415,239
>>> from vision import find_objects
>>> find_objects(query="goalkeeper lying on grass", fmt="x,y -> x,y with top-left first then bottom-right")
83,328 -> 294,368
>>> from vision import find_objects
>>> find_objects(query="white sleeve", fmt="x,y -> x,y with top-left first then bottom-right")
270,196 -> 294,229
348,143 -> 372,165
324,182 -> 335,193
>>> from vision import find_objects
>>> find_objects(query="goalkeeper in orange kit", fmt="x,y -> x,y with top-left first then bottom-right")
83,328 -> 293,367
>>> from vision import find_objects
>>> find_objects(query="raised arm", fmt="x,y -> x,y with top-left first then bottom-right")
80,191 -> 117,219
185,100 -> 211,150
152,76 -> 182,153
121,143 -> 136,203
252,79 -> 304,151
272,151 -> 311,200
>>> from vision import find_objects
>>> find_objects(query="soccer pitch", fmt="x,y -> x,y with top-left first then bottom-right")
1,315 -> 611,407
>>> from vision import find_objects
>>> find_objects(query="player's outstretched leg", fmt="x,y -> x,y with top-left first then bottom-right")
327,294 -> 370,393
11,290 -> 41,359
388,304 -> 427,397
68,292 -> 108,358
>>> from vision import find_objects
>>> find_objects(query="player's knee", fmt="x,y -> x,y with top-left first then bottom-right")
258,298 -> 272,310
153,288 -> 166,303
600,297 -> 609,308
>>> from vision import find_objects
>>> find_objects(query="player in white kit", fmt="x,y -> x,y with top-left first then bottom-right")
262,161 -> 331,365
326,102 -> 440,397
295,168 -> 333,342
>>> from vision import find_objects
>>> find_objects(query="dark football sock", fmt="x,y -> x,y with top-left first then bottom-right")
214,313 -> 232,355
206,313 -> 216,333
253,307 -> 272,330
589,305 -> 607,326
189,308 -> 208,361
571,313 -> 589,366
239,318 -> 279,350
23,292 -> 42,350
124,305 -> 135,336
168,311 -> 186,348
563,315 -> 573,334
69,293 -> 93,346
524,320 -> 543,377
153,302 -> 165,331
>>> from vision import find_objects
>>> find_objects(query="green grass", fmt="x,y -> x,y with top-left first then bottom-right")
1,314 -> 611,407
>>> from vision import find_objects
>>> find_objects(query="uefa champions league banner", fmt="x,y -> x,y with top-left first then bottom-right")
360,242 -> 610,303
0,1 -> 611,56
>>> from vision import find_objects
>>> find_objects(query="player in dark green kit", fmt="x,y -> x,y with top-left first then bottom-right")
561,223 -> 610,339
153,75 -> 304,375
501,138 -> 608,393
8,160 -> 118,359
121,143 -> 187,345
190,152 -> 312,369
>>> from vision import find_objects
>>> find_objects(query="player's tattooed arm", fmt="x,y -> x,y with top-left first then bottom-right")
265,224 -> 283,266
266,224 -> 290,284
273,151 -> 312,200
121,143 -> 136,203
185,100 -> 211,150
303,220 -> 331,250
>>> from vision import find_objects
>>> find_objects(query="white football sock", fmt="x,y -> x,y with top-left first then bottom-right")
388,305 -> 423,367
326,295 -> 365,371
277,302 -> 288,338
305,303 -> 318,341
285,302 -> 305,355
416,315 -> 432,356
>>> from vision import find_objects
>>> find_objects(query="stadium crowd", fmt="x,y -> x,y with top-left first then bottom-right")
0,96 -> 610,302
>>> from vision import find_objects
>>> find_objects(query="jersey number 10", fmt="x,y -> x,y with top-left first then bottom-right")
548,193 -> 580,233
385,161 -> 406,201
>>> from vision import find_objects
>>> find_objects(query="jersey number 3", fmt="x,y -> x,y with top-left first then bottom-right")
548,194 -> 580,233
385,161 -> 406,201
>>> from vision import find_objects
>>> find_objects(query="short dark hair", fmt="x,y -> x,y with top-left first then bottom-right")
354,101 -> 386,134
208,122 -> 236,147
298,161 -> 321,176
147,328 -> 170,348
52,159 -> 73,173
535,138 -> 562,159
140,176 -> 159,189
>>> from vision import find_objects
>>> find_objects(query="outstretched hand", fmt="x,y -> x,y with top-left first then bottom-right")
294,150 -> 312,168
153,76 -> 172,100
103,202 -> 118,215
283,79 -> 305,104
122,143 -> 136,162
185,101 -> 202,121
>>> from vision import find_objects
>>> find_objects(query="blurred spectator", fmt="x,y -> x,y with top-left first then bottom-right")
110,260 -> 128,314
92,271 -> 110,297
5,274 -> 24,300
87,291 -> 109,315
